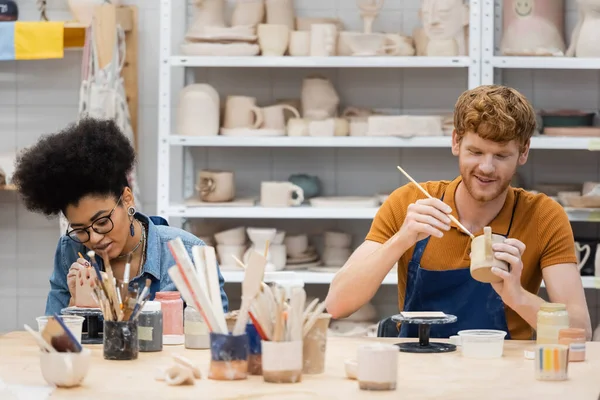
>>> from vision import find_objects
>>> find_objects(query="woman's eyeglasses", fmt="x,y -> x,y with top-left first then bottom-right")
65,196 -> 123,243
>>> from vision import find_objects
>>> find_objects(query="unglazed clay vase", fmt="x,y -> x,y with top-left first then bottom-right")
265,0 -> 295,30
177,84 -> 220,136
357,0 -> 384,34
231,0 -> 265,27
417,0 -> 469,56
501,0 -> 566,56
186,0 -> 226,37
470,229 -> 509,283
567,0 -> 600,57
301,76 -> 340,120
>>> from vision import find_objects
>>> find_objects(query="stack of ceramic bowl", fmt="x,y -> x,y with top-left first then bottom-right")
284,234 -> 319,270
320,231 -> 352,271
214,227 -> 247,270
245,227 -> 287,271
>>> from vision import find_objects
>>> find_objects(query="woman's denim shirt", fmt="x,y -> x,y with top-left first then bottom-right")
45,212 -> 229,315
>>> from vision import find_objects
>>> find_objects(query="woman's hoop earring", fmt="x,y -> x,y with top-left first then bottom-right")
128,206 -> 136,236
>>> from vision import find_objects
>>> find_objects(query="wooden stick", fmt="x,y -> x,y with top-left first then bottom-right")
396,166 -> 475,239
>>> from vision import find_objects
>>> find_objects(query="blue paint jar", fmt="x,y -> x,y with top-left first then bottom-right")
208,332 -> 249,380
246,323 -> 262,375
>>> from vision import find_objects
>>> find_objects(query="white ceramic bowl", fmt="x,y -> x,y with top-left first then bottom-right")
37,315 -> 85,344
457,329 -> 507,359
40,348 -> 91,388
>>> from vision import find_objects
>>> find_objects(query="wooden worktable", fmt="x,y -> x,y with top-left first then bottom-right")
1,332 -> 599,399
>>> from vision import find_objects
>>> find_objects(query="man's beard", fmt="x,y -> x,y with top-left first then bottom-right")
460,165 -> 512,203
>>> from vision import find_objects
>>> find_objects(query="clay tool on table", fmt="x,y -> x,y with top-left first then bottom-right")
191,246 -> 210,300
232,251 -> 268,336
396,165 -> 475,239
302,301 -> 328,338
203,246 -> 228,333
167,238 -> 227,334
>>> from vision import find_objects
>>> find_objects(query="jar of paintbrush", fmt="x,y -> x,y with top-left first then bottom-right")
104,320 -> 139,360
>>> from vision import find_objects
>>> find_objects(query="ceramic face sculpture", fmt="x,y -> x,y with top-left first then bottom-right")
567,0 -> 600,57
419,0 -> 469,56
501,0 -> 566,56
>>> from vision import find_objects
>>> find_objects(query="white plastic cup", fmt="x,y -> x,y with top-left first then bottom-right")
457,329 -> 507,359
36,315 -> 85,344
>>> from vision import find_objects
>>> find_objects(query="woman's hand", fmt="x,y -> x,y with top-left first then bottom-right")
67,258 -> 91,300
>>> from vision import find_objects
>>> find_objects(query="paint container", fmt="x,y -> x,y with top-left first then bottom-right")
103,320 -> 139,360
357,343 -> 398,391
534,344 -> 569,381
558,328 -> 586,362
302,313 -> 331,374
536,303 -> 569,344
155,291 -> 184,345
39,348 -> 92,388
261,341 -> 303,383
37,315 -> 85,344
138,301 -> 163,352
246,322 -> 262,375
184,306 -> 209,349
208,332 -> 249,380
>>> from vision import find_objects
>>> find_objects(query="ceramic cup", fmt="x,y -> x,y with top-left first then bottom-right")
37,315 -> 85,344
470,233 -> 509,283
309,23 -> 337,56
322,247 -> 351,266
262,340 -> 303,383
209,332 -> 249,380
289,31 -> 310,56
357,343 -> 398,391
257,24 -> 290,56
268,243 -> 287,270
303,313 -> 331,374
217,244 -> 247,268
260,104 -> 301,130
324,231 -> 352,248
287,118 -> 309,136
223,96 -> 264,129
40,348 -> 92,388
284,234 -> 309,257
260,182 -> 304,207
197,170 -> 235,203
214,226 -> 246,245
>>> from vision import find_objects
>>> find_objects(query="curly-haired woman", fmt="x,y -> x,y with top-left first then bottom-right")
12,118 -> 229,315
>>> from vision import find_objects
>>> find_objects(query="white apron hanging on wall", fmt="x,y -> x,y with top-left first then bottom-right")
60,24 -> 142,235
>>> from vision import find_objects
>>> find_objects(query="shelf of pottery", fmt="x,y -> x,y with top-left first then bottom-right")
482,0 -> 600,72
177,0 -> 471,62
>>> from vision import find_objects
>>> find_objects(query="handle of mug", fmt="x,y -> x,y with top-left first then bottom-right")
198,177 -> 216,196
577,243 -> 591,271
289,184 -> 304,206
251,106 -> 264,129
281,104 -> 301,119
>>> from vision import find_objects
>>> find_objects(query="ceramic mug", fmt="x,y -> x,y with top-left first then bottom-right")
470,233 -> 509,283
287,118 -> 309,136
223,96 -> 264,129
288,173 -> 321,199
261,340 -> 303,383
260,181 -> 304,207
284,234 -> 309,257
257,24 -> 290,56
260,104 -> 301,130
289,31 -> 311,56
196,170 -> 235,202
309,23 -> 337,56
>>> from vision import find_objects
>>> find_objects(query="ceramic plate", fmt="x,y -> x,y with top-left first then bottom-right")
308,266 -> 341,273
285,261 -> 322,270
309,196 -> 378,208
184,197 -> 256,207
180,42 -> 260,56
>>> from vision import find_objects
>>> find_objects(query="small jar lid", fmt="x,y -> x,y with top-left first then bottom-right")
559,328 -> 586,339
540,302 -> 566,312
142,301 -> 162,312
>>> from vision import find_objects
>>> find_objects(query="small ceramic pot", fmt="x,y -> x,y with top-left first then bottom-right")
209,332 -> 249,380
288,174 -> 321,199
